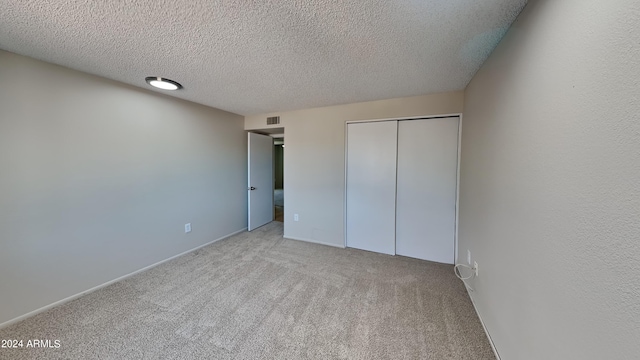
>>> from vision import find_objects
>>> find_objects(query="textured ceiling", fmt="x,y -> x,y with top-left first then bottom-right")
0,0 -> 527,115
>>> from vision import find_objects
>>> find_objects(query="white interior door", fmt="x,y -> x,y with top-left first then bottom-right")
346,121 -> 397,255
396,117 -> 459,264
248,132 -> 273,231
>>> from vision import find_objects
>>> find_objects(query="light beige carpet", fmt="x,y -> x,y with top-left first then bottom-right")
0,222 -> 494,359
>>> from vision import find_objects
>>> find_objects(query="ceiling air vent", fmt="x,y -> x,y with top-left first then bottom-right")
267,116 -> 280,125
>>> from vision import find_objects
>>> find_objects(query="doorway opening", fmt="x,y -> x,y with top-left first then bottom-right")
273,137 -> 284,222
247,128 -> 284,231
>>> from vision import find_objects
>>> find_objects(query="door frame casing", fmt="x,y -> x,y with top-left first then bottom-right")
343,113 -> 463,263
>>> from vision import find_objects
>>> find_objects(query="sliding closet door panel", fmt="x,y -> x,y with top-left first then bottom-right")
346,121 -> 397,255
396,117 -> 459,263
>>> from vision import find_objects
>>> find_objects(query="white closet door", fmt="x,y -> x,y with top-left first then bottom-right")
396,117 -> 459,264
346,121 -> 397,255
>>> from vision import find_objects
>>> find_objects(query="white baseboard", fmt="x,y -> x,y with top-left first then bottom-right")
0,227 -> 247,330
466,288 -> 501,360
283,235 -> 346,249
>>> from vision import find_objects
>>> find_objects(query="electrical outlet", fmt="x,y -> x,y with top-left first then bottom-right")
294,214 -> 299,222
185,223 -> 191,233
467,250 -> 472,265
473,261 -> 479,277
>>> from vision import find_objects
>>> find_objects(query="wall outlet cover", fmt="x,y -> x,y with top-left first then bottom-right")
185,223 -> 191,233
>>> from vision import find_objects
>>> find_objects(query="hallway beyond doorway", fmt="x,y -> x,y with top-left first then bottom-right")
274,188 -> 284,222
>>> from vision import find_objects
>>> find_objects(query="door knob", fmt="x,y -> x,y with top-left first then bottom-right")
248,186 -> 256,190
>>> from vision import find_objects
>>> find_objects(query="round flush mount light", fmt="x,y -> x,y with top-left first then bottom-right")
145,77 -> 182,90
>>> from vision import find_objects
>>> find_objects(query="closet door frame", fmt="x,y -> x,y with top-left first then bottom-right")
343,113 -> 463,263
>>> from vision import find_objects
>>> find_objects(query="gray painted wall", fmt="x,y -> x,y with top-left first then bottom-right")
459,1 -> 640,359
0,50 -> 248,325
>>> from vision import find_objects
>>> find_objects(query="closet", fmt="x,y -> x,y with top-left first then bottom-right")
345,116 -> 459,264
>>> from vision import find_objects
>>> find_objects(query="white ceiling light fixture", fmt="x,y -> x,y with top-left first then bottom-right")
145,77 -> 182,91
